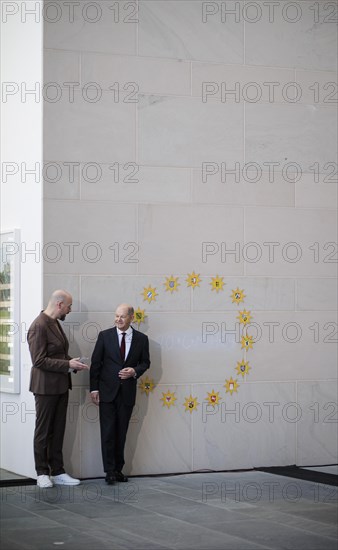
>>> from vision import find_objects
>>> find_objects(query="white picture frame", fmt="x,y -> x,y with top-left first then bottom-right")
0,229 -> 20,393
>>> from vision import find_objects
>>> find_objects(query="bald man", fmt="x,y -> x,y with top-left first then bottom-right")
90,304 -> 150,484
28,290 -> 88,488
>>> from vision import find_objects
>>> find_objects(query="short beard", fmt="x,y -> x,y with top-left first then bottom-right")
59,314 -> 66,321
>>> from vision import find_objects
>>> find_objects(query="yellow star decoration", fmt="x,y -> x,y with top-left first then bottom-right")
231,288 -> 246,304
206,389 -> 221,407
164,275 -> 180,293
134,307 -> 147,326
236,359 -> 251,378
139,376 -> 155,395
186,271 -> 201,289
237,310 -> 252,325
210,275 -> 225,293
142,285 -> 158,303
224,377 -> 239,395
184,395 -> 199,413
241,334 -> 254,351
161,390 -> 177,408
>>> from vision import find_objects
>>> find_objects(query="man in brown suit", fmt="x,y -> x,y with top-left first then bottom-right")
28,290 -> 88,488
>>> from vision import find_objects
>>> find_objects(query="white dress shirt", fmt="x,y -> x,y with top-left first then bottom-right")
117,326 -> 133,360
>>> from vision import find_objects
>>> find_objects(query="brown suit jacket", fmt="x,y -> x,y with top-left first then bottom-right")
28,312 -> 72,395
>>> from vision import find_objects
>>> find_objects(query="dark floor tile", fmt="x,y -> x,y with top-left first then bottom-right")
99,512 -> 271,550
0,516 -> 61,530
235,505 -> 338,537
291,505 -> 338,525
1,528 -> 115,550
208,518 -> 338,550
276,514 -> 338,538
57,499 -> 135,519
38,505 -> 154,528
0,503 -> 36,519
0,538 -> 29,550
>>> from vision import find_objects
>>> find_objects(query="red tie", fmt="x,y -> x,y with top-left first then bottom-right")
120,332 -> 126,361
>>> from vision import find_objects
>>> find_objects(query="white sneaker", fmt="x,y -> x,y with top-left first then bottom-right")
51,473 -> 80,485
37,475 -> 53,488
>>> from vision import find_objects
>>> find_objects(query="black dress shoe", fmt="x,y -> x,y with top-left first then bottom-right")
115,471 -> 128,482
105,473 -> 116,485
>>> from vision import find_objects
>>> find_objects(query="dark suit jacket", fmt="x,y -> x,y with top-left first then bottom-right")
90,326 -> 150,406
28,312 -> 72,395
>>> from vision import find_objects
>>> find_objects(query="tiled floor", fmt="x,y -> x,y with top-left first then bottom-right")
1,471 -> 337,550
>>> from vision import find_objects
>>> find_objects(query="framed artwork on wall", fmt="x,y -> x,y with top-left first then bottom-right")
0,229 -> 20,393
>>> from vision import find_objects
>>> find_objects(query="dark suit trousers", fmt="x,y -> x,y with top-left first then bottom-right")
34,392 -> 68,476
99,389 -> 133,473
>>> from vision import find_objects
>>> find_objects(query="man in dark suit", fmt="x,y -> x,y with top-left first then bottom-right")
90,303 -> 150,484
28,290 -> 88,488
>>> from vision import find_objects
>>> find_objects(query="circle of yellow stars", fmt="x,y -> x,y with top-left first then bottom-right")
135,279 -> 255,404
